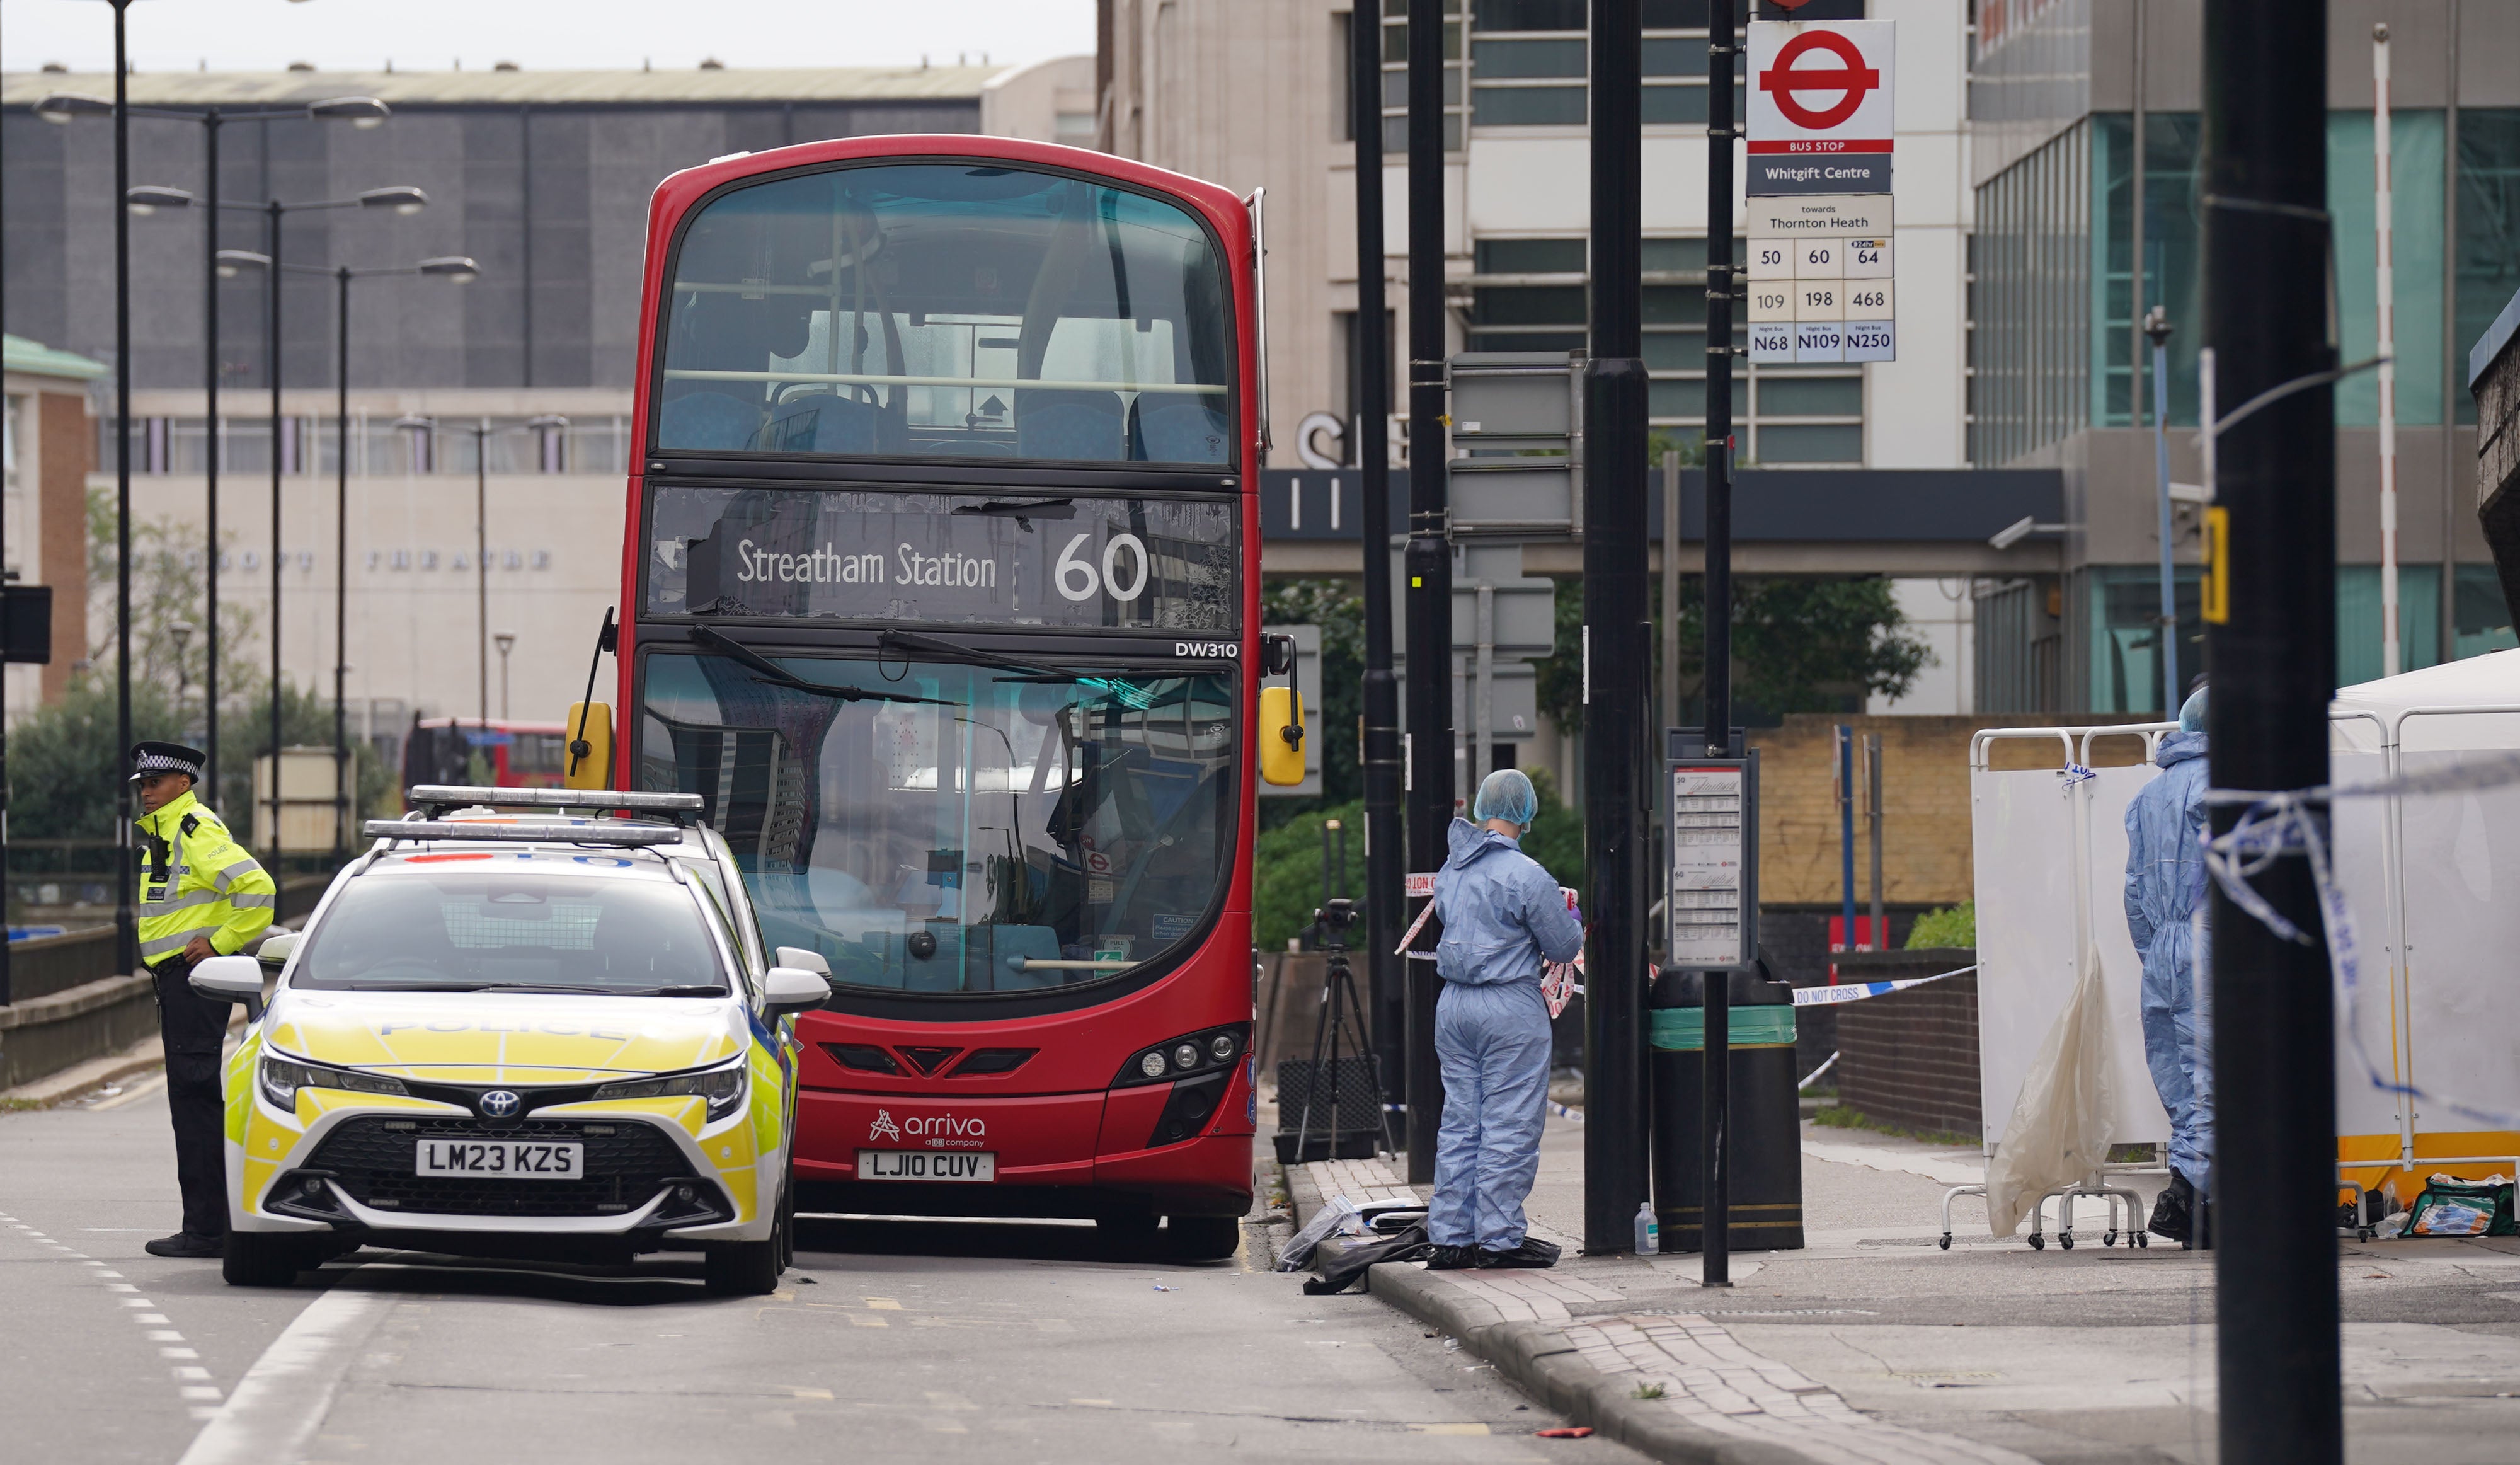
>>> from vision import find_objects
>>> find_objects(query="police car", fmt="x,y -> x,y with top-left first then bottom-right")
186,787 -> 830,1294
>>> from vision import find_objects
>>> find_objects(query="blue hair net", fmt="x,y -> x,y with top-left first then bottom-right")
2179,686 -> 2208,733
1473,768 -> 1539,827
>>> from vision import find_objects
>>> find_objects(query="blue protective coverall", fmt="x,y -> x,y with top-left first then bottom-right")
2124,729 -> 2214,1188
1428,818 -> 1587,1250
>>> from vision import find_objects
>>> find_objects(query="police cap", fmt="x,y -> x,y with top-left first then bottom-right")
129,741 -> 207,784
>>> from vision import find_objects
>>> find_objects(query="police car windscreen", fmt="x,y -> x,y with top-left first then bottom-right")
292,870 -> 728,994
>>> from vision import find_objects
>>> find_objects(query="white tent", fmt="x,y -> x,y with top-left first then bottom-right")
1968,650 -> 2520,1210
2327,648 -> 2520,1202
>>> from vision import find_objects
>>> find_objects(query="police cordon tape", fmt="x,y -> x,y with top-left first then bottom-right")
2204,747 -> 2520,1134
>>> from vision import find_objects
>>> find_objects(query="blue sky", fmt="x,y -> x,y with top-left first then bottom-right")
2,0 -> 1097,74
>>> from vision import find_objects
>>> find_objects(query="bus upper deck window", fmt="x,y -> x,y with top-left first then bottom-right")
657,164 -> 1235,466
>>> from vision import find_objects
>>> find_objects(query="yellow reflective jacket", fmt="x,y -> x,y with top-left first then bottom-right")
134,790 -> 275,967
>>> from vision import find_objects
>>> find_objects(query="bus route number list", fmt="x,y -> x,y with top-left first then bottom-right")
1747,231 -> 1893,365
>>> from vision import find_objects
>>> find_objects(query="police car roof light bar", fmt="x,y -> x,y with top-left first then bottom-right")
406,785 -> 707,822
363,819 -> 685,847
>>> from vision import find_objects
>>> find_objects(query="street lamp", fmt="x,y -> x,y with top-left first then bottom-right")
40,89 -> 392,812
152,185 -> 432,868
495,632 -> 517,720
393,415 -> 564,756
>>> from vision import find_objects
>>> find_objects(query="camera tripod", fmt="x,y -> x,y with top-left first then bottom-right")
1288,898 -> 1398,1162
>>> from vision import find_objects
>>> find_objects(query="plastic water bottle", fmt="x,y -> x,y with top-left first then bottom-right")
1634,1201 -> 1659,1255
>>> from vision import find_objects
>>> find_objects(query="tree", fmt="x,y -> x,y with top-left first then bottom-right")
1535,573 -> 1931,732
9,677 -> 189,839
85,485 -> 263,711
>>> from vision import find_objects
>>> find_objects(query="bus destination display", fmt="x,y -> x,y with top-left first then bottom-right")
646,486 -> 1237,631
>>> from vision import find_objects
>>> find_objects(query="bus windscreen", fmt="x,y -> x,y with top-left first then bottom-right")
656,164 -> 1236,466
641,649 -> 1235,1003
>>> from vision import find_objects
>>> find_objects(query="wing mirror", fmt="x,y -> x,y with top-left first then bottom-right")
762,966 -> 831,1020
254,929 -> 299,969
188,956 -> 267,1022
775,946 -> 831,977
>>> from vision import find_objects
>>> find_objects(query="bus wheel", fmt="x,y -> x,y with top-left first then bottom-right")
1166,1215 -> 1241,1261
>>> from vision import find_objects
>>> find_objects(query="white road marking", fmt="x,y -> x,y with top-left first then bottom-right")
176,1272 -> 393,1465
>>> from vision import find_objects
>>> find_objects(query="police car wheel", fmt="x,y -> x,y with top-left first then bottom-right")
704,1236 -> 781,1296
222,1231 -> 309,1288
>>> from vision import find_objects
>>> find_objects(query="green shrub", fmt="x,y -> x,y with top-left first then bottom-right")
1904,900 -> 1974,950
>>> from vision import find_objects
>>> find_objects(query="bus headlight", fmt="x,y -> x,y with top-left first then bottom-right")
595,1057 -> 748,1122
1113,1025 -> 1254,1089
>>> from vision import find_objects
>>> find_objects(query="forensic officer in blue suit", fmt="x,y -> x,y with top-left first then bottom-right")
1426,769 -> 1586,1269
2125,685 -> 2214,1247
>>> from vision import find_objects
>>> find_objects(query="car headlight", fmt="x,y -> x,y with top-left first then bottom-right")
258,1054 -> 409,1110
594,1058 -> 747,1122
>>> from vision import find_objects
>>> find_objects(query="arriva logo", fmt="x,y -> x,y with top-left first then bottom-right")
1174,641 -> 1239,658
902,1113 -> 987,1139
868,1109 -> 903,1143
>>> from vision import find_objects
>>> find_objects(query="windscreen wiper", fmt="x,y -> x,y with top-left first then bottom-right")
951,497 -> 1075,520
692,626 -> 953,706
878,628 -> 1075,682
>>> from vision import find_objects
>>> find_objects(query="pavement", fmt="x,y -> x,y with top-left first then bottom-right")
1282,1110 -> 2520,1464
0,1081 -> 1644,1464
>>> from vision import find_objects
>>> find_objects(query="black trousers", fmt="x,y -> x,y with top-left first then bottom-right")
152,961 -> 230,1238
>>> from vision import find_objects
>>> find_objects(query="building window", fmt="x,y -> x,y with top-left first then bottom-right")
2457,110 -> 2520,426
1470,234 -> 1862,464
1465,1 -> 1741,131
1381,0 -> 1467,155
2456,563 -> 2517,658
1968,120 -> 2092,466
2332,110 -> 2446,427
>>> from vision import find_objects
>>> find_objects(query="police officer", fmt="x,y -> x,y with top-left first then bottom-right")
129,742 -> 275,1260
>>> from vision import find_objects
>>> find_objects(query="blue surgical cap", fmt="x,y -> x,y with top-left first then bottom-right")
1473,767 -> 1539,827
2179,685 -> 2208,733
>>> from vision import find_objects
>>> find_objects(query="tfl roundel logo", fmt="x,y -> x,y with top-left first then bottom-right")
478,1089 -> 522,1119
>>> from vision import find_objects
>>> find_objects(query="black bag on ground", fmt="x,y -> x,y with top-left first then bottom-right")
1302,1223 -> 1433,1295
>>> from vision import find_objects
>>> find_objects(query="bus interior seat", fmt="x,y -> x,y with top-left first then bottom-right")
1016,389 -> 1124,461
1128,394 -> 1232,464
658,391 -> 764,451
757,392 -> 884,454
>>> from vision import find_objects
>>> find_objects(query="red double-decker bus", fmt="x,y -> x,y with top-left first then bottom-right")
582,135 -> 1285,1258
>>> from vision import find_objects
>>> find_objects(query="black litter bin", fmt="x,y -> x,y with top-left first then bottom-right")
1651,968 -> 1805,1252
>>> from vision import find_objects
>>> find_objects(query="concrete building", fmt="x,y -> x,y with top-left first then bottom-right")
1966,0 -> 2520,714
0,62 -> 1070,728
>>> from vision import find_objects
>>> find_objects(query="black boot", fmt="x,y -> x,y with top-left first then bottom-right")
1478,1237 -> 1562,1269
144,1231 -> 224,1260
2187,1180 -> 2213,1251
1424,1244 -> 1481,1270
2148,1174 -> 2193,1246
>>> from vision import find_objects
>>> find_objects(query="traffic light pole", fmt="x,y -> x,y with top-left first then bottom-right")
2203,1 -> 2343,1460
1401,0 -> 1455,1183
1351,3 -> 1409,1132
1582,0 -> 1652,1256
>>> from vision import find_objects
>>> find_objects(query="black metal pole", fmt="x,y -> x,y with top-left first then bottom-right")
1,84 -> 10,1003
2204,1 -> 2340,1459
113,0 -> 138,978
1699,0 -> 1741,1290
1400,0 -> 1454,1184
1582,0 -> 1651,1257
266,198 -> 284,871
333,267 -> 350,854
1351,0 -> 1407,1132
203,112 -> 221,801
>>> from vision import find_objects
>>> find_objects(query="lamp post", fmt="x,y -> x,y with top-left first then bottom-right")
395,415 -> 565,761
42,91 -> 389,810
149,185 -> 429,866
495,632 -> 517,720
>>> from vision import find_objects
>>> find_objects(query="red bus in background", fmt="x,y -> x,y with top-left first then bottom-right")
593,136 -> 1274,1258
403,718 -> 575,792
